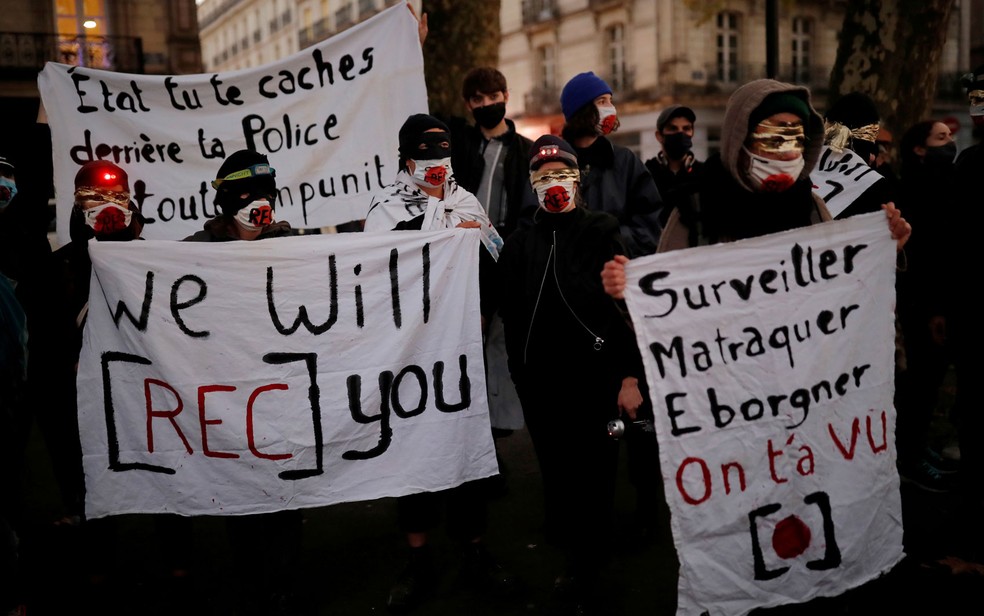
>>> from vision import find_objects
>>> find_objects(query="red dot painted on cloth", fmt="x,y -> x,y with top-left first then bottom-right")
772,515 -> 811,559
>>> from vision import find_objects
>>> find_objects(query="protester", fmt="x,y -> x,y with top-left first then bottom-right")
185,149 -> 301,616
558,72 -> 663,257
893,120 -> 959,495
644,104 -> 703,225
822,91 -> 897,218
365,113 -> 515,613
0,272 -> 28,616
600,79 -> 910,285
0,154 -> 55,534
947,63 -> 984,572
499,134 -> 644,615
445,67 -> 532,443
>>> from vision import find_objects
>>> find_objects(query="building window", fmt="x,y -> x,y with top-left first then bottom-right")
791,17 -> 812,84
359,0 -> 376,18
336,2 -> 354,30
606,24 -> 627,92
716,12 -> 740,84
54,0 -> 110,67
538,44 -> 556,90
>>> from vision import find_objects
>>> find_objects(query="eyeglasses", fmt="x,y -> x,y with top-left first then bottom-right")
211,163 -> 275,189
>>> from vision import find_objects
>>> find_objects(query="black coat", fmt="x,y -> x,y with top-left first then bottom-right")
499,207 -> 640,400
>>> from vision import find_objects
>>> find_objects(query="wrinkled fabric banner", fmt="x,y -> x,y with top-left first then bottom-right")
78,230 -> 497,518
624,213 -> 903,615
40,3 -> 427,244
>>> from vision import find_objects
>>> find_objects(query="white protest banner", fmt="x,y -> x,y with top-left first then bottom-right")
623,213 -> 903,615
77,230 -> 497,518
810,146 -> 884,218
39,3 -> 426,244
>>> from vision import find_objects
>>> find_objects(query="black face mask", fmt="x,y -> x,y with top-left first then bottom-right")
923,141 -> 956,166
662,132 -> 693,160
416,131 -> 452,160
471,102 -> 506,130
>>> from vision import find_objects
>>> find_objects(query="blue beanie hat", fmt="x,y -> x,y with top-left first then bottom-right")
560,72 -> 612,121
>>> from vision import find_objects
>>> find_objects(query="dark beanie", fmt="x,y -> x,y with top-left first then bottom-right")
398,113 -> 450,160
529,134 -> 578,171
213,149 -> 276,214
825,92 -> 879,129
74,160 -> 130,192
560,72 -> 612,121
749,92 -> 810,129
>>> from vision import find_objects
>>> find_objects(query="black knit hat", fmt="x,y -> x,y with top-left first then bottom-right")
529,135 -> 578,171
398,113 -> 450,161
212,149 -> 277,215
825,92 -> 879,129
749,92 -> 811,129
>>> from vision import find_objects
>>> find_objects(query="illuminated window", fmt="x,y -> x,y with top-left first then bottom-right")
54,0 -> 110,68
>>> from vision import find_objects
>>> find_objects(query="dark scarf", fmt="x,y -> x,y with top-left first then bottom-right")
679,154 -> 815,244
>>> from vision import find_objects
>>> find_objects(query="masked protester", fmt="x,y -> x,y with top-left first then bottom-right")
499,135 -> 645,615
364,112 -> 516,613
186,149 -> 290,241
442,68 -> 534,483
821,91 -> 897,219
44,161 -> 145,586
893,120 -> 960,495
180,149 -> 302,614
644,104 -> 704,225
557,72 -> 663,257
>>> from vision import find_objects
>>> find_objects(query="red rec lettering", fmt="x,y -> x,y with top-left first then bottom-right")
144,378 -> 292,460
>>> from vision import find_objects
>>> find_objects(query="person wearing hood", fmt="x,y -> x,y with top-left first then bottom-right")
499,134 -> 644,614
644,104 -> 703,225
601,79 -> 910,290
557,72 -> 663,257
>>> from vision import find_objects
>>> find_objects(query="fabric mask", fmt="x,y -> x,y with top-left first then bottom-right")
531,168 -> 579,213
597,105 -> 618,135
923,142 -> 957,166
415,131 -> 452,160
662,133 -> 693,160
83,202 -> 132,235
471,102 -> 506,130
410,157 -> 452,188
234,199 -> 275,231
0,177 -> 16,209
742,147 -> 805,192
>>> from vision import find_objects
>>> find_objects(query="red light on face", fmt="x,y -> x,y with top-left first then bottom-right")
102,172 -> 116,181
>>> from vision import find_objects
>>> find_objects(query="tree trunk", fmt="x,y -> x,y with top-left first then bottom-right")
420,0 -> 501,118
828,0 -> 956,152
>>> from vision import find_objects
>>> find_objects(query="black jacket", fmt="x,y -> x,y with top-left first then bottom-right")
447,116 -> 535,238
499,207 -> 641,396
570,137 -> 663,257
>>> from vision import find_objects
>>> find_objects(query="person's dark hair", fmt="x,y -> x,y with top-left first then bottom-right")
461,67 -> 507,100
899,120 -> 936,168
561,102 -> 601,143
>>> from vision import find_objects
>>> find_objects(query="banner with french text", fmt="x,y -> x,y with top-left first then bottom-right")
77,230 -> 497,518
623,213 -> 903,616
810,146 -> 883,218
39,3 -> 426,245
